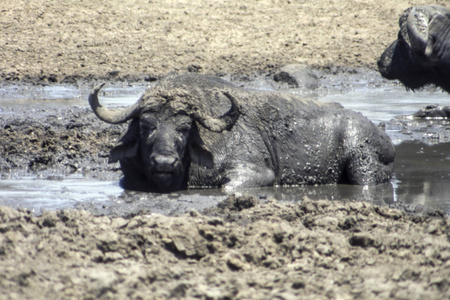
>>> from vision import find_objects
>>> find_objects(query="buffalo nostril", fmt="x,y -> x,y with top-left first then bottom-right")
151,154 -> 178,168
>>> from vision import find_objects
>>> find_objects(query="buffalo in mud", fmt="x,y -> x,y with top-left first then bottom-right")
378,5 -> 450,92
89,74 -> 395,192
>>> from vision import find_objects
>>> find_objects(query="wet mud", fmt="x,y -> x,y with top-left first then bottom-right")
0,106 -> 123,177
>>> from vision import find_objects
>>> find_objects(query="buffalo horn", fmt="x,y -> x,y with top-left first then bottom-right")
89,83 -> 140,124
406,8 -> 431,55
190,92 -> 241,132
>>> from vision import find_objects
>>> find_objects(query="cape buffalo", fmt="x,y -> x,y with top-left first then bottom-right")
378,5 -> 450,92
89,74 -> 395,192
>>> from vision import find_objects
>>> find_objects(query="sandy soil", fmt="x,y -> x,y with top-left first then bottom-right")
1,0 -> 449,299
0,0 -> 447,83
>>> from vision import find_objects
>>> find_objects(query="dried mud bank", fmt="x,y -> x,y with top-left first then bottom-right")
0,196 -> 448,300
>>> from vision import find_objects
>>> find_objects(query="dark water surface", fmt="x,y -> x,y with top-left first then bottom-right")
1,77 -> 449,215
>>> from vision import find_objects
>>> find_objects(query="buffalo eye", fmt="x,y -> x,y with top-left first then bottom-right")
140,117 -> 157,133
176,123 -> 191,134
141,123 -> 156,131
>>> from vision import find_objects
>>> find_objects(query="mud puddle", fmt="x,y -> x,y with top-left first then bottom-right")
1,74 -> 450,216
1,141 -> 448,216
0,174 -> 123,213
0,83 -> 146,108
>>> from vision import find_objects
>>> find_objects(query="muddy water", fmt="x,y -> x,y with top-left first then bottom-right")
0,79 -> 449,215
0,174 -> 123,212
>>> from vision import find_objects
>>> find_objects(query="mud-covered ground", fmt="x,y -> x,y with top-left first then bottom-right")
0,105 -> 124,178
1,196 -> 449,300
1,0 -> 450,299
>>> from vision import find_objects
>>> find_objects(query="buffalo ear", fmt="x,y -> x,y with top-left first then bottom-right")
189,123 -> 214,169
189,143 -> 214,169
109,118 -> 140,163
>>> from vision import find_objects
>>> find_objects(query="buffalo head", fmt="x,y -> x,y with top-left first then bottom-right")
89,83 -> 241,192
378,5 -> 450,92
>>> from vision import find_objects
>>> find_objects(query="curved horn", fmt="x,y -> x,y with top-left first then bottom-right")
406,7 -> 430,55
89,83 -> 140,124
191,91 -> 241,132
